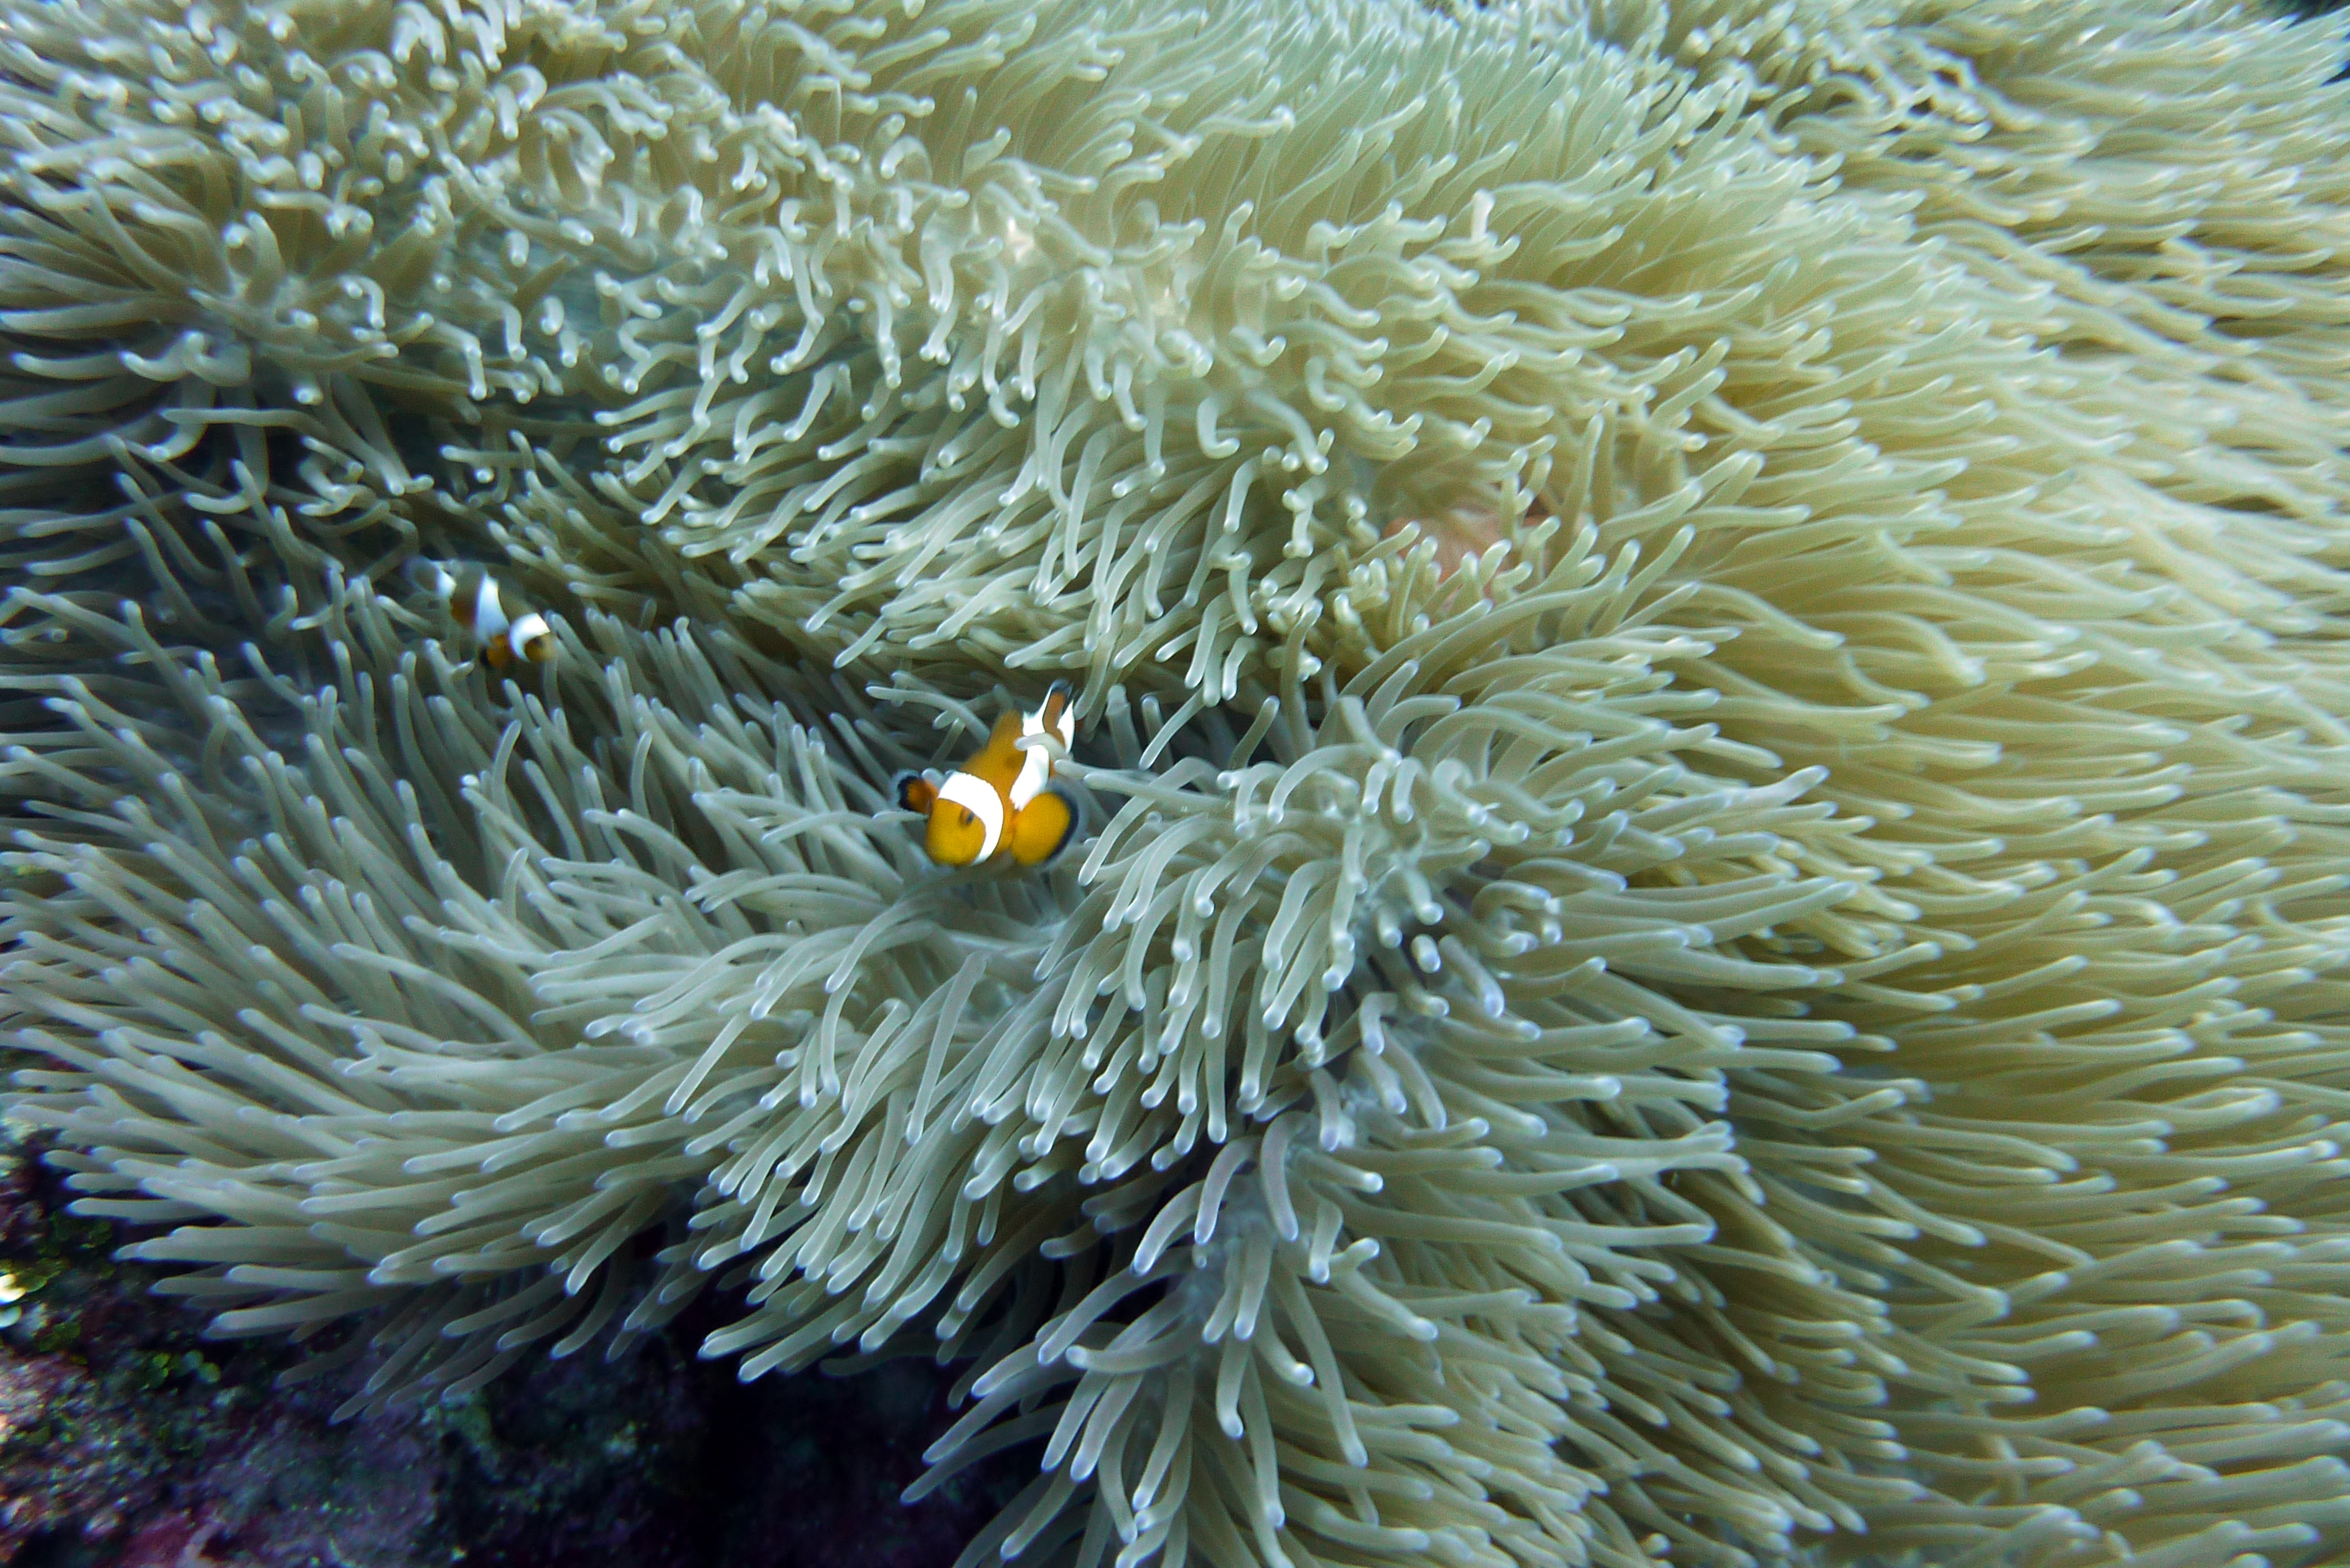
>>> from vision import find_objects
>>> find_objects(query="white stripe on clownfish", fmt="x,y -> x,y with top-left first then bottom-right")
1009,696 -> 1076,810
935,771 -> 1006,862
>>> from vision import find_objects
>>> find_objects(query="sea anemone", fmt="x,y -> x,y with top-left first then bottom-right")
4,0 -> 2348,1564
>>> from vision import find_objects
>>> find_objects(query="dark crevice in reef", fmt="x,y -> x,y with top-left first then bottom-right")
0,1127 -> 1030,1568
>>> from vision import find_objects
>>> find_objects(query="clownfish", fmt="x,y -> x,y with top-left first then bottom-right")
411,560 -> 556,670
895,683 -> 1079,867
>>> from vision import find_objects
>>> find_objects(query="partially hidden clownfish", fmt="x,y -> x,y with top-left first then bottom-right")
895,683 -> 1079,867
410,561 -> 557,670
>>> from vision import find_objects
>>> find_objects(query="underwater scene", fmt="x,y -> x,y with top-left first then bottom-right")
0,0 -> 2348,1564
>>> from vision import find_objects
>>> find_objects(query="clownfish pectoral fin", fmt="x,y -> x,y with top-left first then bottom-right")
1008,788 -> 1077,867
895,772 -> 939,814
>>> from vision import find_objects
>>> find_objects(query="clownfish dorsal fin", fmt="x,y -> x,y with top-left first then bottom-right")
1036,681 -> 1074,745
403,556 -> 461,600
1008,681 -> 1076,812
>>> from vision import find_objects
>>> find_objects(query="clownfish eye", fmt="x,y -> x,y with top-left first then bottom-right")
958,809 -> 975,826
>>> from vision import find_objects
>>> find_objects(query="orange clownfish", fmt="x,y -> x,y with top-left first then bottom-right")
896,684 -> 1079,867
414,561 -> 556,670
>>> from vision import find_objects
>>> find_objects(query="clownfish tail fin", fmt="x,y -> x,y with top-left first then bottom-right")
1008,787 -> 1079,867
